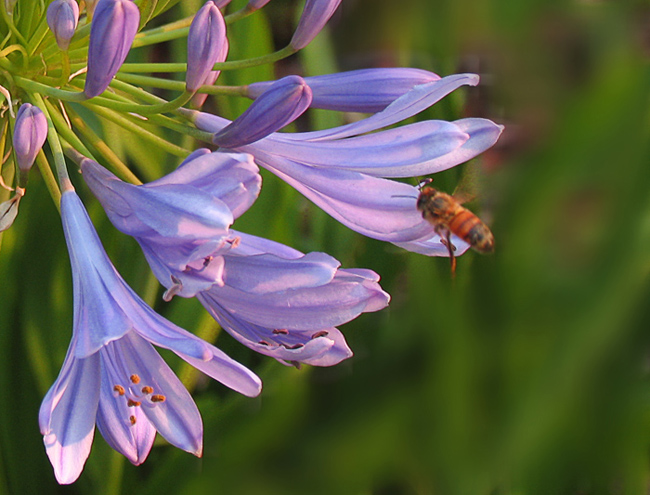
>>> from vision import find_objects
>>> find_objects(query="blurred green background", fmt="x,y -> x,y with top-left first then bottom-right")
1,0 -> 649,493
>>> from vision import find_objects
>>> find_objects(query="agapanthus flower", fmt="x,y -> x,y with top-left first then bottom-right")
46,0 -> 79,51
185,72 -> 503,256
84,0 -> 140,98
81,152 -> 390,367
40,187 -> 261,484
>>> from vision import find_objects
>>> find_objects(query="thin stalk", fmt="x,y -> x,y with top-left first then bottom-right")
35,150 -> 61,211
14,75 -> 87,101
30,92 -> 70,189
65,105 -> 142,184
83,103 -> 191,157
115,72 -> 248,97
85,90 -> 194,115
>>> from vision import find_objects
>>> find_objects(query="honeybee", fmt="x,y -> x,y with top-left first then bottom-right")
416,178 -> 494,274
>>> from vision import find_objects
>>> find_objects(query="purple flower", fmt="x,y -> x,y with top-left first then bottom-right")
212,76 -> 313,148
186,1 -> 228,93
82,151 -> 261,298
247,68 -> 441,113
82,154 -> 389,367
40,189 -> 261,484
197,231 -> 389,366
290,0 -> 342,50
46,0 -> 79,51
13,103 -> 48,174
187,73 -> 503,256
84,0 -> 140,98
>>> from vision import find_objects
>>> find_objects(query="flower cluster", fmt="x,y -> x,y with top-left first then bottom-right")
0,0 -> 501,485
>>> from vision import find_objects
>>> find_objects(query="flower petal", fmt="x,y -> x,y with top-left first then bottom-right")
39,341 -> 100,485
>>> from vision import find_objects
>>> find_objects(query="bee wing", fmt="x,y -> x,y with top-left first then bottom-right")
451,162 -> 484,205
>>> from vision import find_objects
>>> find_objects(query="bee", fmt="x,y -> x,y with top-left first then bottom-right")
416,178 -> 494,275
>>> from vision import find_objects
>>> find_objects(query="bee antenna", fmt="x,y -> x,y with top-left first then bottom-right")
417,178 -> 433,190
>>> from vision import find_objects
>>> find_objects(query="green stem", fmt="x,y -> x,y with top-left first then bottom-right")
148,113 -> 214,143
34,150 -> 61,212
0,2 -> 27,46
58,51 -> 71,88
26,10 -> 51,56
86,90 -> 194,115
115,73 -> 248,97
30,92 -> 70,189
14,75 -> 87,101
117,45 -> 297,73
65,105 -> 142,184
83,103 -> 191,157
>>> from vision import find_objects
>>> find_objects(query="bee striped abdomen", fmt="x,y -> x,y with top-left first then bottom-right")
448,209 -> 494,253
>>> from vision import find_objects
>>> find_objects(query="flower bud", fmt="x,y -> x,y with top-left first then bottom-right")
47,0 -> 80,51
247,68 -> 441,113
186,1 -> 228,93
212,75 -> 312,148
290,0 -> 342,50
84,0 -> 140,99
13,103 -> 48,177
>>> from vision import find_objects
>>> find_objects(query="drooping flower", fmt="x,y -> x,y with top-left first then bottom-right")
185,73 -> 503,256
84,0 -> 140,98
290,0 -> 342,50
81,153 -> 390,367
40,187 -> 261,484
186,1 -> 228,93
212,75 -> 313,148
81,151 -> 261,298
13,103 -> 48,176
46,0 -> 80,51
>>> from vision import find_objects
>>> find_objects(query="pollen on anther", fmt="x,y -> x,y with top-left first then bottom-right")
113,385 -> 126,396
273,329 -> 289,335
130,415 -> 137,425
151,394 -> 166,403
127,399 -> 141,407
130,374 -> 141,384
141,386 -> 154,395
311,330 -> 329,339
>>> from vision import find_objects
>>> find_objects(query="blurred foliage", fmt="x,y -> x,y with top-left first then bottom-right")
1,0 -> 649,494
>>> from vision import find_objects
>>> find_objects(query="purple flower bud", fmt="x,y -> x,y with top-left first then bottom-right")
213,75 -> 312,148
13,103 -> 48,174
84,0 -> 140,99
213,0 -> 232,7
290,0 -> 342,50
47,0 -> 80,51
186,1 -> 228,93
247,68 -> 441,113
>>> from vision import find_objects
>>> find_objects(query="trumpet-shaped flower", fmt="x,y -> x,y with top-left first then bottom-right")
84,0 -> 140,98
81,151 -> 261,298
46,0 -> 79,51
40,189 -> 261,484
186,73 -> 503,256
82,154 -> 390,367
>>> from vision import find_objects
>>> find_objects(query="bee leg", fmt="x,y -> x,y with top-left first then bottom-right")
436,228 -> 457,276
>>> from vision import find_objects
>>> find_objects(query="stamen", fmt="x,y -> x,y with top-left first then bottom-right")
229,236 -> 241,248
113,385 -> 126,396
284,343 -> 304,350
130,374 -> 141,384
258,340 -> 270,346
163,275 -> 183,302
130,415 -> 137,425
141,386 -> 154,395
311,331 -> 329,339
151,394 -> 166,403
203,255 -> 213,267
127,399 -> 141,407
273,329 -> 289,335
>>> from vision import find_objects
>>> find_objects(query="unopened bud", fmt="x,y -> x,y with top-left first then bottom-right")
84,0 -> 140,98
212,75 -> 312,148
13,103 -> 48,179
290,0 -> 342,50
186,1 -> 228,93
47,0 -> 80,51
